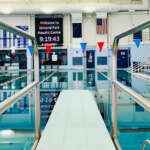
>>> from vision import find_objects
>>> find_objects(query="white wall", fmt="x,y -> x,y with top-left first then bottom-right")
108,12 -> 150,46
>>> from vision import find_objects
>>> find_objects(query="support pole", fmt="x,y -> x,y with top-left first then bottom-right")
33,40 -> 41,141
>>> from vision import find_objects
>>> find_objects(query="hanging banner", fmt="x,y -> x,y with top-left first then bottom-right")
28,45 -> 34,56
80,43 -> 87,53
45,45 -> 52,56
97,42 -> 104,53
134,39 -> 141,48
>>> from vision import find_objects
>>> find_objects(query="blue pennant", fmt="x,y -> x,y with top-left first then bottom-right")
76,50 -> 78,54
28,46 -> 33,55
134,39 -> 141,48
58,51 -> 62,55
93,49 -> 96,54
80,43 -> 87,52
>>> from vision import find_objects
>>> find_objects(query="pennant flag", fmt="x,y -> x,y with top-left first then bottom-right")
28,45 -> 34,56
128,47 -> 131,51
11,47 -> 16,54
64,51 -> 67,55
45,45 -> 52,56
58,51 -> 62,55
80,43 -> 87,53
93,49 -> 96,54
76,50 -> 78,54
134,39 -> 141,48
11,47 -> 16,57
117,48 -> 119,52
97,42 -> 104,53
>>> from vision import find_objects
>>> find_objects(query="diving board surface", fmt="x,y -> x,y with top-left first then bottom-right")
36,90 -> 116,150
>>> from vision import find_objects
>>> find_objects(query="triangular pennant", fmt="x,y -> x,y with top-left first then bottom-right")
11,47 -> 16,54
134,39 -> 141,48
76,50 -> 78,54
80,43 -> 87,53
93,49 -> 96,54
117,48 -> 119,52
97,42 -> 104,53
45,45 -> 52,56
58,51 -> 62,55
28,45 -> 34,56
64,51 -> 67,55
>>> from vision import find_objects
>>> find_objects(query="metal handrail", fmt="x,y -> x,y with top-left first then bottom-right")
142,140 -> 150,150
0,71 -> 56,150
0,71 -> 33,87
0,81 -> 38,114
112,21 -> 150,150
0,21 -> 40,150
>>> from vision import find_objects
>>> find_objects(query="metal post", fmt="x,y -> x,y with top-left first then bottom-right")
112,43 -> 118,139
33,40 -> 41,141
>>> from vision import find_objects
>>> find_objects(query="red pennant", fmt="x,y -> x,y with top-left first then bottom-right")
45,45 -> 52,56
97,42 -> 104,53
12,53 -> 16,57
117,48 -> 119,52
64,51 -> 67,55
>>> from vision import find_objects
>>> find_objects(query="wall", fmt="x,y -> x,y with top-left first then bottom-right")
1,12 -> 150,69
108,12 -> 150,46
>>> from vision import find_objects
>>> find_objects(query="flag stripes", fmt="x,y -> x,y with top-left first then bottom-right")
0,25 -> 29,48
96,18 -> 107,34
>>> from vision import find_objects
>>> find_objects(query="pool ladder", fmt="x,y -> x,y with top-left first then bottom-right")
142,140 -> 150,150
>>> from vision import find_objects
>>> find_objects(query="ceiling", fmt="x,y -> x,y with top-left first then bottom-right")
0,0 -> 147,14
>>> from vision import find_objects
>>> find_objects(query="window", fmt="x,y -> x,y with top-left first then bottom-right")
97,56 -> 107,65
133,31 -> 142,40
72,23 -> 82,38
73,57 -> 82,65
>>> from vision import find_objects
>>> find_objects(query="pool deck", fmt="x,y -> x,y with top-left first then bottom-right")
36,90 -> 116,150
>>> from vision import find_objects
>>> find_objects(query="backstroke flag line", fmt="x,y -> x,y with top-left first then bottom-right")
134,39 -> 141,48
80,43 -> 87,53
45,45 -> 52,56
97,42 -> 104,53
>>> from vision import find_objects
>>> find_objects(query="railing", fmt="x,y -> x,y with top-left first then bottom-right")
142,140 -> 150,150
0,71 -> 56,149
0,21 -> 40,150
112,20 -> 150,150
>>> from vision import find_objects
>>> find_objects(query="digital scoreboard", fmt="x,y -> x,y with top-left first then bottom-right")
35,15 -> 63,47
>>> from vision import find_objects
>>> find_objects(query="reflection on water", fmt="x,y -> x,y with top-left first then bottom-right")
0,69 -> 150,150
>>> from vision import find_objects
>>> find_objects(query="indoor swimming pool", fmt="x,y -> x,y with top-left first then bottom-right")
0,69 -> 150,150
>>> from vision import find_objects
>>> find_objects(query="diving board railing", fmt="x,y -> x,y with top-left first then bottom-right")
0,21 -> 41,150
0,71 -> 55,149
112,20 -> 150,150
142,140 -> 150,150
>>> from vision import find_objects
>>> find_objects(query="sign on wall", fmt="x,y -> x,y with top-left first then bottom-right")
35,15 -> 63,47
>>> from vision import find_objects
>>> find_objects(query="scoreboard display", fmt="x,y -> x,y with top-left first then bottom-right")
35,14 -> 63,47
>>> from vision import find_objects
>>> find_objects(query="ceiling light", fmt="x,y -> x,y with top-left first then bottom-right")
129,9 -> 135,13
0,8 -> 13,14
82,6 -> 95,13
40,8 -> 54,14
0,129 -> 15,136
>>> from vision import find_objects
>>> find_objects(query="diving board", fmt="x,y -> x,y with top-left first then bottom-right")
36,90 -> 116,150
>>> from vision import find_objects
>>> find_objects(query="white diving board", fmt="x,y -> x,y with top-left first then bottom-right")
36,90 -> 116,150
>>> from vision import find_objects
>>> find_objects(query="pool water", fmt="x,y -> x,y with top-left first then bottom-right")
0,69 -> 150,150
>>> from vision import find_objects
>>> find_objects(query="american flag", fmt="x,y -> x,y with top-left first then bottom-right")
96,18 -> 107,34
